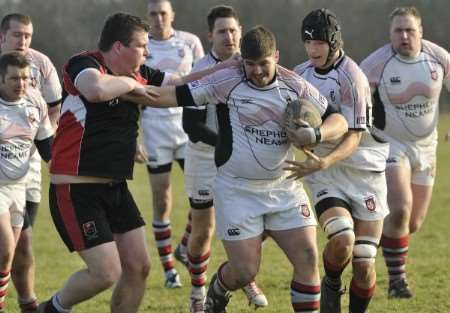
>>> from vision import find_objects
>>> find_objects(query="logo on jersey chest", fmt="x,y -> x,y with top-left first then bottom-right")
390,76 -> 401,84
329,90 -> 336,103
178,48 -> 185,58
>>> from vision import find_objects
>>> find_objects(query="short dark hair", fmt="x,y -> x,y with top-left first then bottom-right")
98,13 -> 150,52
0,51 -> 29,77
241,25 -> 276,60
390,6 -> 422,24
207,5 -> 239,32
0,13 -> 32,33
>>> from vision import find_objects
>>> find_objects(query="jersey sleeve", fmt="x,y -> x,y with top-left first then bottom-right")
41,57 -> 62,106
140,65 -> 165,86
35,95 -> 54,141
67,56 -> 102,84
338,68 -> 371,130
192,36 -> 205,63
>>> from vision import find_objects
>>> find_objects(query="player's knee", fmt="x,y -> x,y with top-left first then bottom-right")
190,227 -> 213,248
352,261 -> 376,285
122,256 -> 151,280
233,263 -> 258,287
352,236 -> 378,282
323,216 -> 355,247
388,202 -> 411,225
409,217 -> 424,234
91,263 -> 122,288
0,247 -> 14,268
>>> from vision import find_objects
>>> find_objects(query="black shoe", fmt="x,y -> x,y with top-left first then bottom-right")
320,277 -> 345,313
205,274 -> 231,313
20,298 -> 38,313
388,279 -> 413,299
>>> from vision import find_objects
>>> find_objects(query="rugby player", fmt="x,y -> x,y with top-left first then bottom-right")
37,12 -> 238,313
0,13 -> 62,313
141,0 -> 204,288
360,6 -> 450,299
290,9 -> 389,313
181,5 -> 267,312
136,25 -> 349,313
0,52 -> 53,313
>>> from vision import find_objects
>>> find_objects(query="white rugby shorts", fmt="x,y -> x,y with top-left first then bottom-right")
385,134 -> 437,186
184,144 -> 216,204
213,175 -> 316,241
141,113 -> 188,168
0,181 -> 26,227
305,166 -> 389,221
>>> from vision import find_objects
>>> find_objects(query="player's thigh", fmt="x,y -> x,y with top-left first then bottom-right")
114,226 -> 150,273
270,225 -> 318,270
78,241 -> 122,281
222,235 -> 264,271
386,164 -> 413,210
148,171 -> 172,195
191,207 -> 215,232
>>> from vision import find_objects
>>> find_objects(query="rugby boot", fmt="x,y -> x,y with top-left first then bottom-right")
205,274 -> 231,313
242,281 -> 268,308
320,277 -> 345,313
388,279 -> 413,299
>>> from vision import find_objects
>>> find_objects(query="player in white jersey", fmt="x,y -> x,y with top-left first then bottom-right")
0,52 -> 53,313
180,6 -> 267,312
360,6 -> 450,299
0,13 -> 61,313
138,25 -> 348,313
289,9 -> 389,313
140,0 -> 205,289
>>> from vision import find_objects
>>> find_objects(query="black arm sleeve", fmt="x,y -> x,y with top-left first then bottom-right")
175,84 -> 196,107
182,107 -> 218,147
34,136 -> 53,163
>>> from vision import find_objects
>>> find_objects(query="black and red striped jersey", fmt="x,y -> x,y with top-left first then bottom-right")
50,51 -> 165,179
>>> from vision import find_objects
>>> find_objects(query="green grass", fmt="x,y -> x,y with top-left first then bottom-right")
5,115 -> 450,312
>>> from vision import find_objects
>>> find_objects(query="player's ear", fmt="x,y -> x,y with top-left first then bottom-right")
274,50 -> 280,63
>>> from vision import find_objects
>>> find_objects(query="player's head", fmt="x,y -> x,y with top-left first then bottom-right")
241,26 -> 279,88
301,8 -> 342,69
0,13 -> 33,55
207,5 -> 242,60
389,6 -> 422,58
98,13 -> 150,74
0,51 -> 29,101
147,0 -> 174,40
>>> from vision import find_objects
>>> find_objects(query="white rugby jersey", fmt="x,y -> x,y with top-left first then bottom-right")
294,53 -> 388,171
0,89 -> 53,184
144,29 -> 204,117
27,48 -> 62,104
187,50 -> 221,153
185,65 -> 328,180
360,40 -> 450,143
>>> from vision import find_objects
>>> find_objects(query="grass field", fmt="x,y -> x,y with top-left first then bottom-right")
5,115 -> 450,313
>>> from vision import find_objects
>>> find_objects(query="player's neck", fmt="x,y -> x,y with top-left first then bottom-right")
150,28 -> 172,41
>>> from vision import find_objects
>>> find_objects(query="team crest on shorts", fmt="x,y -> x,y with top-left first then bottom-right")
82,221 -> 98,240
431,69 -> 438,81
300,204 -> 311,218
364,196 -> 376,212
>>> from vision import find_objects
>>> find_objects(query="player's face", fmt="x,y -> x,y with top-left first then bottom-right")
304,40 -> 331,69
147,1 -> 174,38
0,65 -> 29,101
208,17 -> 241,60
0,20 -> 33,55
118,31 -> 149,75
390,14 -> 422,58
243,51 -> 279,87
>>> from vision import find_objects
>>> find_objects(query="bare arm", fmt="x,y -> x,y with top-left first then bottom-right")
76,68 -> 146,102
166,54 -> 241,85
48,103 -> 61,130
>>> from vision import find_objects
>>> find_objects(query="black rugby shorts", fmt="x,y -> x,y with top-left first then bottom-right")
49,181 -> 145,252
